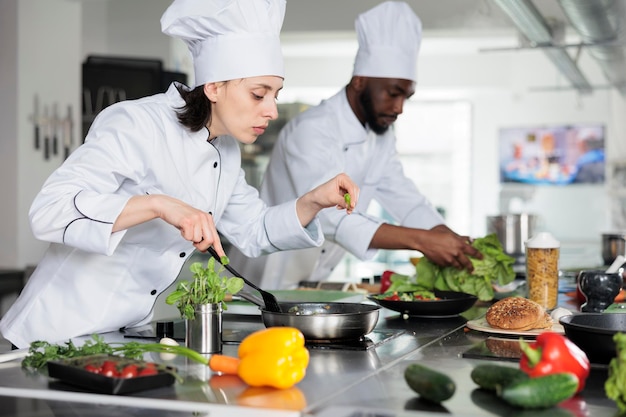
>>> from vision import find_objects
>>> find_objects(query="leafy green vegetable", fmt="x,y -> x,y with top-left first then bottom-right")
22,335 -> 210,371
165,257 -> 244,320
414,233 -> 515,301
606,333 -> 626,413
385,273 -> 429,293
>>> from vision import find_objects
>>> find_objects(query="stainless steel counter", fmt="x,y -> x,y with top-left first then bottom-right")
0,298 -> 620,417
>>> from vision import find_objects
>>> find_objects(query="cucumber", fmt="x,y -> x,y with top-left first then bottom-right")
470,364 -> 529,391
500,372 -> 578,409
404,363 -> 456,403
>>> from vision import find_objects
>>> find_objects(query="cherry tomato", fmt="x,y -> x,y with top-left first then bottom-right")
100,360 -> 119,378
384,293 -> 400,301
120,364 -> 139,379
84,364 -> 101,374
138,366 -> 159,376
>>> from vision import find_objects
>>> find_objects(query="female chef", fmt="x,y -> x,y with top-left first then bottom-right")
0,0 -> 359,349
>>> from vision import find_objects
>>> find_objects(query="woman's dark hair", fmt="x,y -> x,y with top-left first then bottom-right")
175,84 -> 212,132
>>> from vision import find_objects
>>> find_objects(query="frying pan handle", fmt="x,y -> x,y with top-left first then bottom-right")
238,290 -> 265,310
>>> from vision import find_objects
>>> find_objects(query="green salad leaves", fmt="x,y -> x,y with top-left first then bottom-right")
416,233 -> 515,301
387,234 -> 515,301
606,333 -> 626,413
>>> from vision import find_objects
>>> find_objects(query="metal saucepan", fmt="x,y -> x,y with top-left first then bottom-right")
261,301 -> 381,341
486,213 -> 537,258
239,290 -> 380,340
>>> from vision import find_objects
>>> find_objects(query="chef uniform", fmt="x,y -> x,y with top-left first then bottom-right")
229,1 -> 444,289
0,0 -> 324,349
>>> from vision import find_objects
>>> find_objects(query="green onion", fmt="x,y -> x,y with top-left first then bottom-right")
22,335 -> 209,370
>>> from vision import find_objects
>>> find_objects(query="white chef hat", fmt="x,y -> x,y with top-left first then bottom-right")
161,0 -> 286,86
352,1 -> 422,82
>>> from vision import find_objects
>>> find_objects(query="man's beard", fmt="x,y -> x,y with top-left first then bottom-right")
359,87 -> 390,135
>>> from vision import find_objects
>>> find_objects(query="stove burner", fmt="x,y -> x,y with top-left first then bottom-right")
305,330 -> 405,351
122,321 -> 405,351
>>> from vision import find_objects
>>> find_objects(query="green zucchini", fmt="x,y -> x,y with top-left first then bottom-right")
470,363 -> 529,391
500,372 -> 578,409
404,363 -> 456,403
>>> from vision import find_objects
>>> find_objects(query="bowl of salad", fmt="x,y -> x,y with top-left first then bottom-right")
367,290 -> 478,318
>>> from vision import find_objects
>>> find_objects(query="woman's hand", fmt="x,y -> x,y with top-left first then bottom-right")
295,173 -> 360,227
113,195 -> 226,256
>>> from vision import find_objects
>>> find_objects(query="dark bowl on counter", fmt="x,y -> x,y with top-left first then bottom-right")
367,290 -> 478,318
559,313 -> 626,364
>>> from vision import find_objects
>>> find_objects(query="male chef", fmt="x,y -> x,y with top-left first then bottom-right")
230,1 -> 480,289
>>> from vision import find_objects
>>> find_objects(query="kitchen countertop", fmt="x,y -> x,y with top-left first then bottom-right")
0,291 -> 620,417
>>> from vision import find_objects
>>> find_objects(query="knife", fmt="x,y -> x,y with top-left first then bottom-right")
43,106 -> 50,160
52,103 -> 59,156
33,95 -> 40,150
64,105 -> 73,160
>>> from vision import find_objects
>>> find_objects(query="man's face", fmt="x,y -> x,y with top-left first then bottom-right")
358,78 -> 415,134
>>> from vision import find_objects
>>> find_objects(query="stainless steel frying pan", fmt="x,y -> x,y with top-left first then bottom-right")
239,291 -> 380,341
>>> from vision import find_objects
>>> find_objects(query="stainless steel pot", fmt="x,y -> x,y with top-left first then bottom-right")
486,213 -> 537,257
602,233 -> 626,266
261,302 -> 380,341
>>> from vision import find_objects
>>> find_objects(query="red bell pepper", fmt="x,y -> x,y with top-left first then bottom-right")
519,332 -> 590,393
380,270 -> 394,293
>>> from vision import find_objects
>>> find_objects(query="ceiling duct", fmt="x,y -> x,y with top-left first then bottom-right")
492,0 -> 593,94
558,0 -> 626,96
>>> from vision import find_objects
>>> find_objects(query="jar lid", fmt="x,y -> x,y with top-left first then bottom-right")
525,232 -> 560,249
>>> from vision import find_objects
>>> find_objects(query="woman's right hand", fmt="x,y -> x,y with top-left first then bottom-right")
155,195 -> 225,255
114,194 -> 225,256
295,173 -> 360,226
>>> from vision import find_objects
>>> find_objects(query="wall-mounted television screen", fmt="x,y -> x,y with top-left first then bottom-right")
499,123 -> 605,185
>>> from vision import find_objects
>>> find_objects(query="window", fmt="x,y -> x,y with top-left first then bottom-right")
329,100 -> 472,282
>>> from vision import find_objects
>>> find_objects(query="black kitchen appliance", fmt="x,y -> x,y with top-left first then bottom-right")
82,55 -> 187,139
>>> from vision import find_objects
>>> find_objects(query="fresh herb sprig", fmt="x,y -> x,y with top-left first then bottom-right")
22,335 -> 210,371
165,257 -> 244,320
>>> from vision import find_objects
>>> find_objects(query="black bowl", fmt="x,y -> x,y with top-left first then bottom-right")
559,313 -> 626,364
367,290 -> 478,318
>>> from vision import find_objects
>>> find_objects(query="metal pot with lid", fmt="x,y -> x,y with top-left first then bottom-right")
487,213 -> 538,264
602,232 -> 626,266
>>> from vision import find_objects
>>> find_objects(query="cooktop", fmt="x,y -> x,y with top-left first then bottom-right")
121,320 -> 404,351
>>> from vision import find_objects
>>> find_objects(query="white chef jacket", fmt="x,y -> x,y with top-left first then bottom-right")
229,88 -> 444,289
0,83 -> 323,349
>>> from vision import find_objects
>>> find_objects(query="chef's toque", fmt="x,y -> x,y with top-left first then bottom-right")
352,1 -> 422,82
161,0 -> 286,86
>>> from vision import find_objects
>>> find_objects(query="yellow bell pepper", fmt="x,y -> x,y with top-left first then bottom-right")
238,327 -> 309,389
208,327 -> 309,390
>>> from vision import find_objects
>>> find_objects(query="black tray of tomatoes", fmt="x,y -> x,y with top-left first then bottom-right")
47,354 -> 176,395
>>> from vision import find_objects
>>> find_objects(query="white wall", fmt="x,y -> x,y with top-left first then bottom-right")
80,0 -> 171,62
0,0 -> 81,268
0,0 -> 19,266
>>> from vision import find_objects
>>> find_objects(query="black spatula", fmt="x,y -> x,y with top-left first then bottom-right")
207,247 -> 282,313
